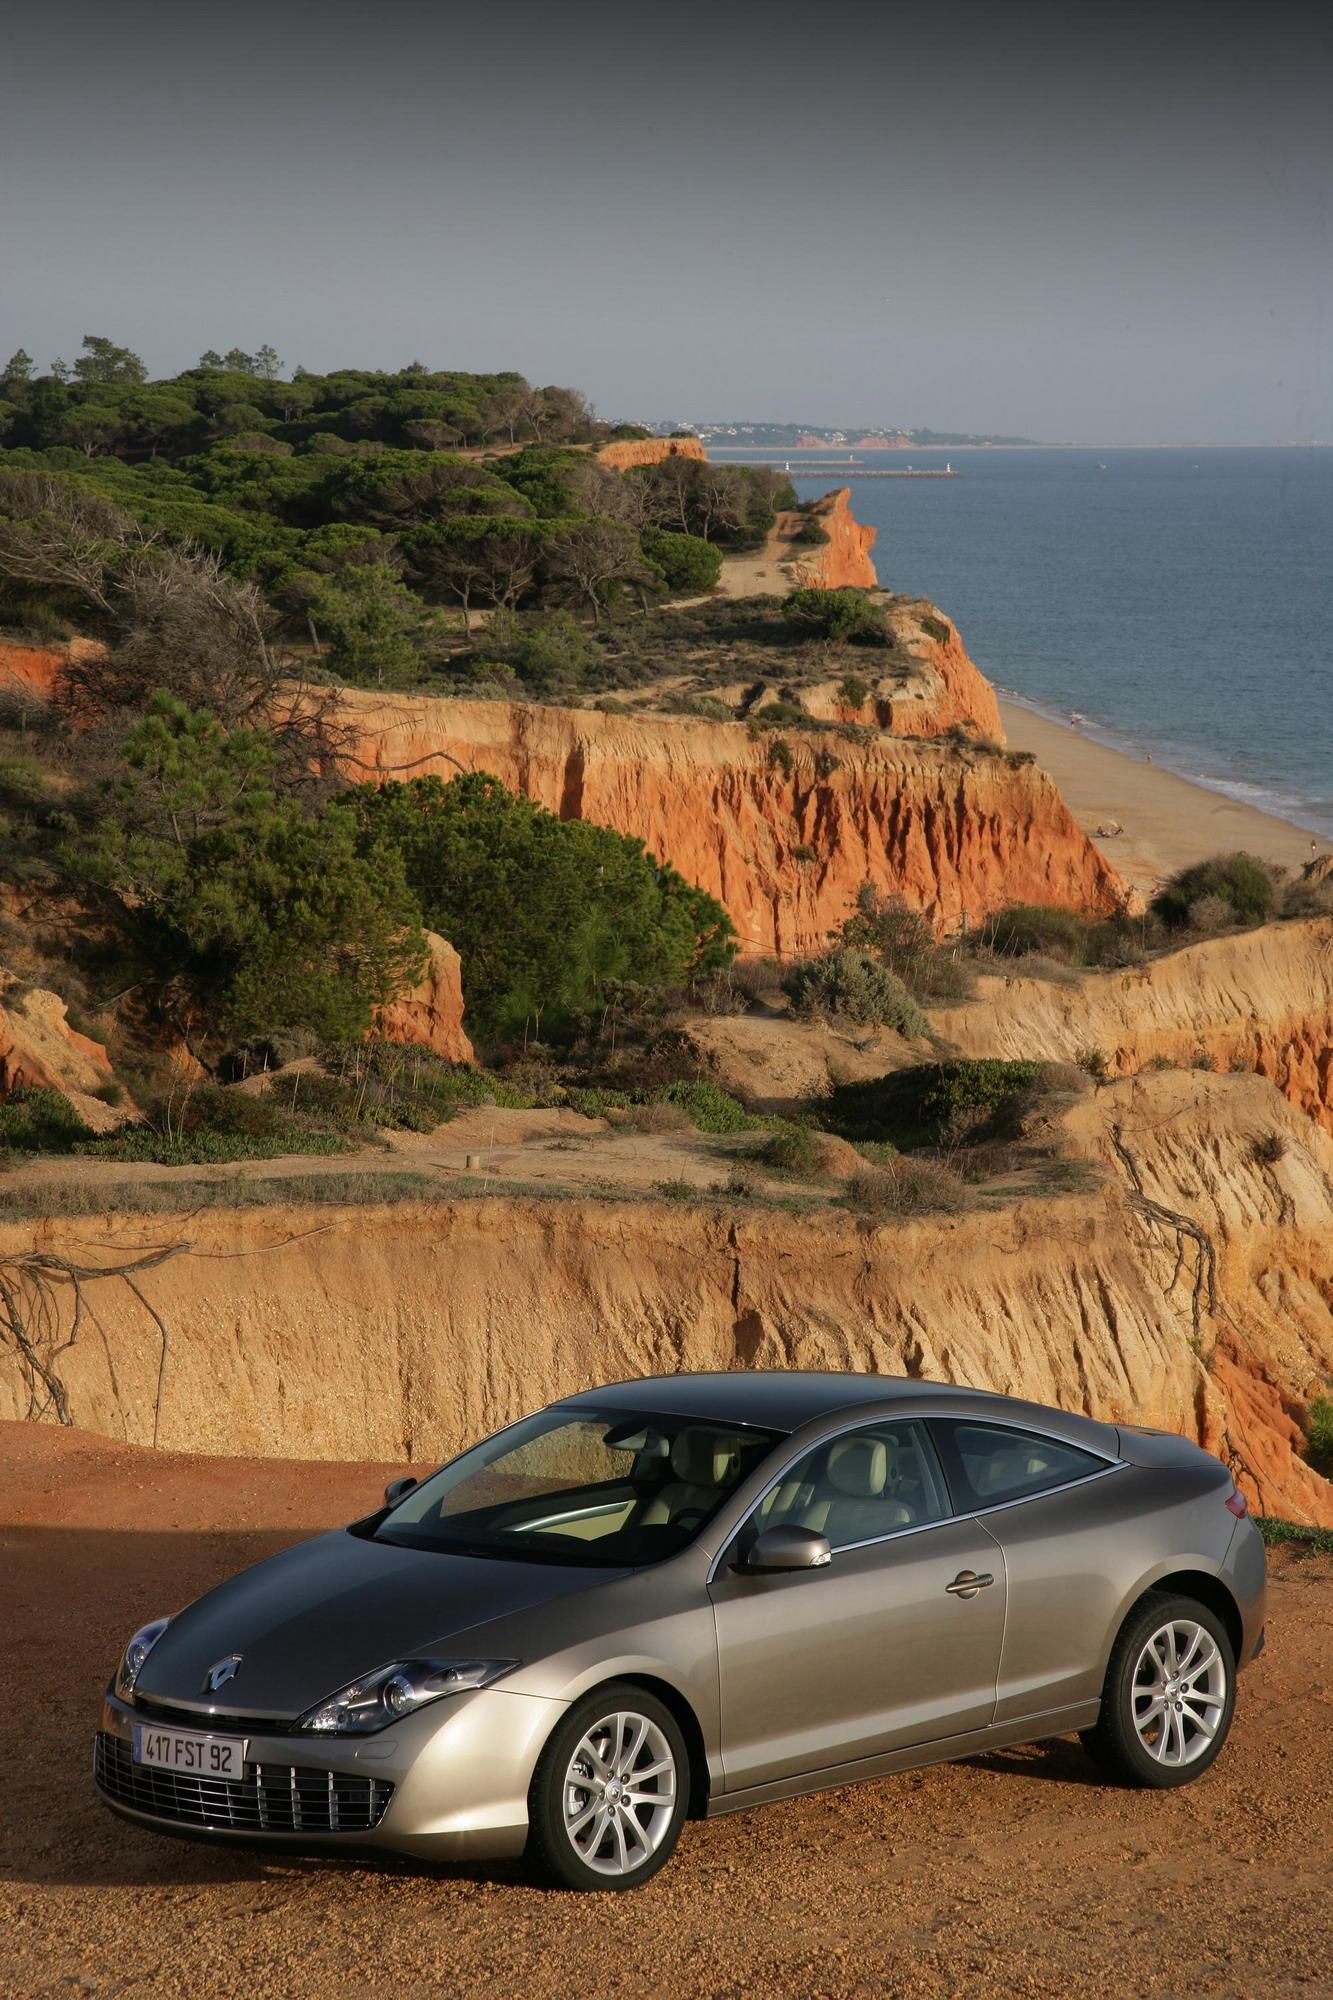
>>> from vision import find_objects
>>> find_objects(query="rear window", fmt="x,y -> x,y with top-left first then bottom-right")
935,1421 -> 1107,1509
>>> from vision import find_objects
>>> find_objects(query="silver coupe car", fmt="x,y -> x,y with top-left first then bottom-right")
96,1373 -> 1266,1890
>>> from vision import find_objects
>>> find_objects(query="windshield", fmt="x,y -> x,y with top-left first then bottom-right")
374,1408 -> 783,1566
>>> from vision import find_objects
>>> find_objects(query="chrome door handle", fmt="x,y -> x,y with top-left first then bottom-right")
945,1570 -> 994,1598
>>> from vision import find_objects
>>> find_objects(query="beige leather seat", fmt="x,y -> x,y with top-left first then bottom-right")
639,1429 -> 745,1528
799,1436 -> 912,1546
969,1443 -> 1052,1497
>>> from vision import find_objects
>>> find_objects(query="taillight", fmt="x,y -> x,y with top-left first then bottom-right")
1225,1487 -> 1249,1518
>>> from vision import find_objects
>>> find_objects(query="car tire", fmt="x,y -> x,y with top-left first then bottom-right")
1080,1590 -> 1236,1789
527,1682 -> 691,1891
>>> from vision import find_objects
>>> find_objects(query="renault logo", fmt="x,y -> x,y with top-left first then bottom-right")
204,1654 -> 243,1694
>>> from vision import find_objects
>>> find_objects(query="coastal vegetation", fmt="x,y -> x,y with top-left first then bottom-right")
0,342 -> 792,681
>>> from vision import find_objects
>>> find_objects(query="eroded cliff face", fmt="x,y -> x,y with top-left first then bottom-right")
593,436 -> 708,471
776,487 -> 879,591
799,600 -> 1004,740
936,919 -> 1333,1133
339,692 -> 1127,950
3,1072 -> 1328,1522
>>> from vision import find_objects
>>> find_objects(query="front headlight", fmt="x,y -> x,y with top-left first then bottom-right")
115,1617 -> 171,1700
297,1659 -> 517,1734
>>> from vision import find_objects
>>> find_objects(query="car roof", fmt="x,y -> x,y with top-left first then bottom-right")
556,1371 -> 1025,1433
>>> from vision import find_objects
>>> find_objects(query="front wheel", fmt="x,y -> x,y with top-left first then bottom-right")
527,1683 -> 689,1890
1081,1592 -> 1236,1789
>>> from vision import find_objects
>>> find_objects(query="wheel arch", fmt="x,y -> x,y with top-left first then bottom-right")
551,1671 -> 711,1819
1124,1568 -> 1243,1666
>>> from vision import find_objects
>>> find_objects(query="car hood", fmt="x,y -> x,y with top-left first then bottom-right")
134,1526 -> 618,1718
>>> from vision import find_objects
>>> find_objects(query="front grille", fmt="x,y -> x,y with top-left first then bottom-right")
94,1732 -> 393,1835
132,1694 -> 296,1735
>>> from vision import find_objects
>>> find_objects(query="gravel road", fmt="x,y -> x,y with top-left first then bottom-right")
4,1422 -> 1330,2000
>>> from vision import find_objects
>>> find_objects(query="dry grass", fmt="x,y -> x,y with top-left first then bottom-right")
841,1156 -> 974,1219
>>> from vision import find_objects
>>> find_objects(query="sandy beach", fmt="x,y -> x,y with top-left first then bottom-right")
998,698 -> 1327,897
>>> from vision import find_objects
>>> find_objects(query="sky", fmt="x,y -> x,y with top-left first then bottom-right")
2,0 -> 1330,443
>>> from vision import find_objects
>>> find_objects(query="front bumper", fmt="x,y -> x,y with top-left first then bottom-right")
95,1684 -> 567,1863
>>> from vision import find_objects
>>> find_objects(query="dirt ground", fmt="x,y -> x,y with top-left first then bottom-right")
4,1422 -> 1330,2000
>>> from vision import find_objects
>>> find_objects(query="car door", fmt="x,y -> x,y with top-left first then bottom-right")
930,1418 -> 1126,1724
707,1418 -> 1006,1793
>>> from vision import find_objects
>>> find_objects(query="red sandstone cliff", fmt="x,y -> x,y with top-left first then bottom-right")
339,692 -> 1127,952
593,435 -> 708,471
799,600 -> 1004,740
777,487 -> 878,591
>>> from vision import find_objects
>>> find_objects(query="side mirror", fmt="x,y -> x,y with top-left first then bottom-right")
743,1525 -> 832,1573
384,1476 -> 418,1508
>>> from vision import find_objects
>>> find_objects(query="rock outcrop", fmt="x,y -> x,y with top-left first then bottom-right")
3,1072 -> 1329,1522
0,972 -> 123,1131
374,931 -> 474,1064
936,917 -> 1333,1133
339,691 -> 1129,952
777,487 -> 878,591
593,435 -> 708,471
800,599 -> 1004,740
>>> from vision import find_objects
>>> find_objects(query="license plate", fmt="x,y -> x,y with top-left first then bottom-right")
133,1724 -> 247,1780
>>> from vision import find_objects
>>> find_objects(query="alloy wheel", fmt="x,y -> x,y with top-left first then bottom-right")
1131,1618 -> 1228,1767
561,1710 -> 678,1878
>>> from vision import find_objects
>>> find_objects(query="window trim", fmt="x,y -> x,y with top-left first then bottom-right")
706,1411 -> 1125,1583
929,1415 -> 1122,1515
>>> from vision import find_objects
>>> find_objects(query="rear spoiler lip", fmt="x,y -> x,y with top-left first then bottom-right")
1114,1424 -> 1228,1473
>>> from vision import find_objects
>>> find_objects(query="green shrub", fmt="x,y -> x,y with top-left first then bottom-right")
640,528 -> 723,595
755,700 -> 809,727
754,1120 -> 824,1177
826,1059 -> 1045,1149
767,736 -> 795,779
838,674 -> 871,710
918,613 -> 951,644
340,773 -> 734,1045
978,903 -> 1094,965
85,1125 -> 349,1165
831,887 -> 974,1001
782,951 -> 929,1036
657,1078 -> 757,1133
0,1086 -> 92,1153
785,587 -> 889,646
1153,852 -> 1278,930
1305,1396 -> 1333,1478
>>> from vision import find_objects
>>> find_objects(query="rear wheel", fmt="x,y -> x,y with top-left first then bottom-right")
527,1683 -> 689,1891
1081,1591 -> 1235,1788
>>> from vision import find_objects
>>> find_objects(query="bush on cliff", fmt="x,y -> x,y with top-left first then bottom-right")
826,1058 -> 1050,1150
784,587 -> 889,647
782,950 -> 929,1036
830,886 -> 974,1001
69,694 -> 426,1045
1153,851 -> 1278,930
339,772 -> 735,1045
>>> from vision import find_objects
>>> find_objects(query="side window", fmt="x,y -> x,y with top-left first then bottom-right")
935,1422 -> 1106,1510
754,1420 -> 951,1551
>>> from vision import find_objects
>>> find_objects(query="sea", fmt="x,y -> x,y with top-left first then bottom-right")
714,446 -> 1333,840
